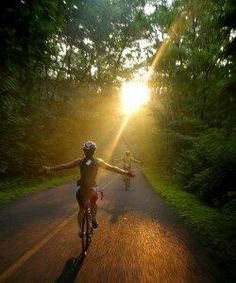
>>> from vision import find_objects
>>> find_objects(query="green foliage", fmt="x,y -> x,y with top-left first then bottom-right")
177,130 -> 236,203
0,0 -> 235,209
0,173 -> 77,205
0,0 -> 152,178
150,0 -> 236,205
144,168 -> 236,264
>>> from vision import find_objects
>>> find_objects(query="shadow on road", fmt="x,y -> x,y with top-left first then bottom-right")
100,187 -> 133,224
55,253 -> 85,283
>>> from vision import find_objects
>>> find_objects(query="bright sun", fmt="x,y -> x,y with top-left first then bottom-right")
121,81 -> 150,114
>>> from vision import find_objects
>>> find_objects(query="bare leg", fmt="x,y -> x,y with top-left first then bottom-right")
77,206 -> 84,233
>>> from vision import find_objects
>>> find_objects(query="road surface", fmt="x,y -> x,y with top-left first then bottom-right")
0,171 -> 224,282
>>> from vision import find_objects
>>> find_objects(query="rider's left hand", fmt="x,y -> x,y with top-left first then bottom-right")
39,166 -> 50,174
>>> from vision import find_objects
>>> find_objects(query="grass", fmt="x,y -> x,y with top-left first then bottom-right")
144,168 -> 236,263
0,169 -> 112,206
0,173 -> 78,205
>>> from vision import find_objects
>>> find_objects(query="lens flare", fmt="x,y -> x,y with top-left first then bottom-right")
121,82 -> 150,114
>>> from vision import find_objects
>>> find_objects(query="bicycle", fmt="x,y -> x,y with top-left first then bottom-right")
81,188 -> 103,255
123,174 -> 131,190
123,165 -> 131,191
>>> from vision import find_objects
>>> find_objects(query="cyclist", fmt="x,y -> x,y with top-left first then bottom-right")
113,150 -> 143,171
113,150 -> 142,189
41,141 -> 134,236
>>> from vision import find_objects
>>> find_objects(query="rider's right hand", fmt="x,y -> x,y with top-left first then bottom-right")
126,171 -> 135,178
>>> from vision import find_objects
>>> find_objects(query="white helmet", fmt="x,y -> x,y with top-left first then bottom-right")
83,141 -> 97,152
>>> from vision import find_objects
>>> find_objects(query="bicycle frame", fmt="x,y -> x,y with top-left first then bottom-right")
123,166 -> 131,190
81,199 -> 93,255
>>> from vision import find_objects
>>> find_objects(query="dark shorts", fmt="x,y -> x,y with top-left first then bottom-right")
76,187 -> 98,209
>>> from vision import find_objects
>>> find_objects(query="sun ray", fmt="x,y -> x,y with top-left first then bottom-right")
104,115 -> 130,162
99,1 -> 203,172
144,1 -> 202,83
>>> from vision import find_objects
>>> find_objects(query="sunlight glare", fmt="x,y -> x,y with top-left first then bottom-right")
121,82 -> 150,114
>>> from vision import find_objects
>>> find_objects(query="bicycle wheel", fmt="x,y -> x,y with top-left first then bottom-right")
124,176 -> 130,190
86,210 -> 93,248
81,213 -> 87,255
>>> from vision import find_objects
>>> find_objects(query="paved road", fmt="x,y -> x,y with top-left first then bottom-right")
0,171 -> 223,283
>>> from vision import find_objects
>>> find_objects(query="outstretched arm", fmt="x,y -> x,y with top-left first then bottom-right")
41,158 -> 81,173
98,159 -> 134,176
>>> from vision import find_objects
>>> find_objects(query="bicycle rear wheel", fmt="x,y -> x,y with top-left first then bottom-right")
81,214 -> 87,255
81,211 -> 93,255
86,212 -> 93,247
124,176 -> 130,190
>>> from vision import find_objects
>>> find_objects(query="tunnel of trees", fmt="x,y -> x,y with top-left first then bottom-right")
0,0 -> 235,207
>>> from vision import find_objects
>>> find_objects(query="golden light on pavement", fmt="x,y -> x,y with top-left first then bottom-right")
121,82 -> 150,114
